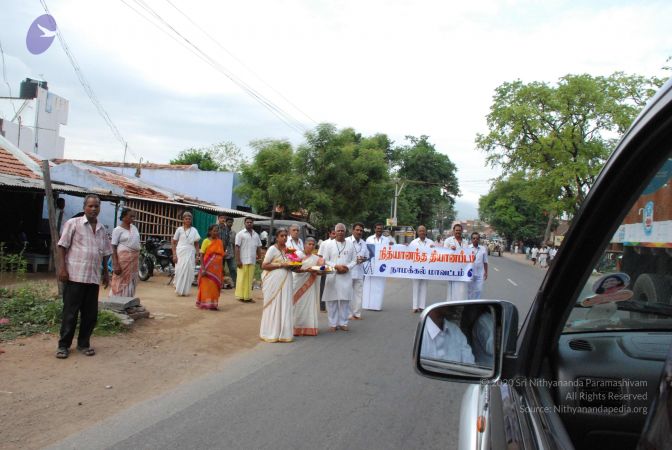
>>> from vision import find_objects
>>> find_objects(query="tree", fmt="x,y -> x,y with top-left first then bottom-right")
393,136 -> 460,226
170,148 -> 219,171
478,174 -> 548,243
295,124 -> 391,228
476,72 -> 664,217
235,139 -> 304,217
170,141 -> 247,171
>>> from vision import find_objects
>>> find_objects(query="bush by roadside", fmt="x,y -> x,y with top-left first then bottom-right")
0,283 -> 125,341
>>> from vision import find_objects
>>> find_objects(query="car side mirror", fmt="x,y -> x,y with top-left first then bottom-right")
412,300 -> 518,383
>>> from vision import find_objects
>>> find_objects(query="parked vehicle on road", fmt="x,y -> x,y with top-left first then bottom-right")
487,240 -> 502,256
412,79 -> 672,449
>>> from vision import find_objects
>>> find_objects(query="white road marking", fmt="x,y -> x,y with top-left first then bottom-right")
493,267 -> 500,272
507,278 -> 518,286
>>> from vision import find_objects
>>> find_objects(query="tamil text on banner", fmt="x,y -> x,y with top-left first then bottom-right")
365,244 -> 473,282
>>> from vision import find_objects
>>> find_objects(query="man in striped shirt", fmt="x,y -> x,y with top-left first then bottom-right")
56,194 -> 112,359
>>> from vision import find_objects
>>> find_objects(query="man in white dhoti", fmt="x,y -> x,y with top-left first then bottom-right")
409,225 -> 434,313
444,223 -> 469,301
320,223 -> 356,331
468,232 -> 488,300
286,224 -> 305,258
363,223 -> 390,311
347,222 -> 369,320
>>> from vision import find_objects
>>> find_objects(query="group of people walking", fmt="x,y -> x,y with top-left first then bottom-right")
53,195 -> 490,357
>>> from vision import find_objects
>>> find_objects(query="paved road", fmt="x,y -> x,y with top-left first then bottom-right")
51,255 -> 545,450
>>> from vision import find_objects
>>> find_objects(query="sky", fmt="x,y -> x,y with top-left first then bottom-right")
1,0 -> 671,219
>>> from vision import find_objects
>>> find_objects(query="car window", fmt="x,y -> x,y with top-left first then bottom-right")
564,154 -> 672,333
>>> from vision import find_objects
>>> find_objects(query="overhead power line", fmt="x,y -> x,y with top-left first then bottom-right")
162,0 -> 317,125
39,0 -> 140,162
0,38 -> 18,116
120,0 -> 308,135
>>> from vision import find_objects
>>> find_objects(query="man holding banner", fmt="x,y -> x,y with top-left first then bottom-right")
363,223 -> 391,311
347,223 -> 369,320
444,223 -> 469,301
408,225 -> 434,313
468,232 -> 488,299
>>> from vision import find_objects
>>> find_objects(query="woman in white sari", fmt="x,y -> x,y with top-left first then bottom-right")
292,238 -> 323,336
260,228 -> 294,342
171,211 -> 201,296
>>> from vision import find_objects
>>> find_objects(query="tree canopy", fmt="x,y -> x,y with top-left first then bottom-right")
392,136 -> 460,226
476,72 -> 664,217
235,124 -> 459,231
170,141 -> 247,172
478,174 -> 549,243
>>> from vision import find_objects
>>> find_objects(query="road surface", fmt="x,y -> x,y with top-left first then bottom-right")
50,254 -> 545,450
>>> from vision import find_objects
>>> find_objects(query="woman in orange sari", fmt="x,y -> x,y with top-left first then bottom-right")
196,224 -> 225,310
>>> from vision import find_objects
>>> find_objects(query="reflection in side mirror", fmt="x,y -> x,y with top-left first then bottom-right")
413,300 -> 518,383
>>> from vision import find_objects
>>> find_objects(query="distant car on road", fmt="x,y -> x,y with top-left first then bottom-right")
487,240 -> 502,256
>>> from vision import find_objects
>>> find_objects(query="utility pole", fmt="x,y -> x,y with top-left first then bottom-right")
41,160 -> 62,293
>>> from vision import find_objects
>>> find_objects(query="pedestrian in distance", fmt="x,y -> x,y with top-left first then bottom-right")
409,225 -> 434,313
235,217 -> 263,303
110,208 -> 141,298
467,232 -> 489,300
55,194 -> 112,359
320,223 -> 357,331
172,211 -> 201,296
260,228 -> 294,342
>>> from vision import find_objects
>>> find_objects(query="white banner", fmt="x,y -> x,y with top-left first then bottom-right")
364,244 -> 474,282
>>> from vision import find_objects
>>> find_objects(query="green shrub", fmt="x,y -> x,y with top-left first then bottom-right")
0,283 -> 126,341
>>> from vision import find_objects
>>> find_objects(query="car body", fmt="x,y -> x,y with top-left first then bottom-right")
413,78 -> 672,449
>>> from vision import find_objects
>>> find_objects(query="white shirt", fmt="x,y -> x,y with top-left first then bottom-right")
471,312 -> 494,367
443,236 -> 468,252
469,244 -> 488,279
320,239 -> 357,301
366,234 -> 390,246
286,237 -> 305,258
235,229 -> 262,265
111,224 -> 141,251
173,226 -> 200,248
531,247 -> 539,258
421,318 -> 475,363
347,235 -> 369,280
409,237 -> 434,250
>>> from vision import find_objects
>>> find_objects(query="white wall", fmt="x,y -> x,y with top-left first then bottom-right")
0,87 -> 68,159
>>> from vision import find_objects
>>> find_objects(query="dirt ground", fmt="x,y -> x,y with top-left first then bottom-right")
0,273 -> 265,450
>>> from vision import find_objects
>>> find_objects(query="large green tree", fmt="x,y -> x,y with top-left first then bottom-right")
478,174 -> 548,243
296,124 -> 391,228
170,141 -> 247,171
236,139 -> 303,217
476,72 -> 664,217
392,136 -> 460,226
235,124 -> 392,229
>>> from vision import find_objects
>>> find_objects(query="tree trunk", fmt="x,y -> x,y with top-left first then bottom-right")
543,212 -> 556,244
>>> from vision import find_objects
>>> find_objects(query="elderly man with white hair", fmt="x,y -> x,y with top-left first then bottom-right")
286,223 -> 305,258
319,223 -> 357,331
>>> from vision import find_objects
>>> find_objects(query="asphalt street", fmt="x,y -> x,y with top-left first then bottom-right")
50,253 -> 546,450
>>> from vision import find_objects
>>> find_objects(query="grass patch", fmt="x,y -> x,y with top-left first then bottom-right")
0,283 -> 126,341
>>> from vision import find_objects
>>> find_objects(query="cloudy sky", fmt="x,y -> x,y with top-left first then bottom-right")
1,0 -> 671,218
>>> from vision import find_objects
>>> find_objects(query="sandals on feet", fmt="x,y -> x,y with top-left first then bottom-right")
56,348 -> 69,359
77,347 -> 95,356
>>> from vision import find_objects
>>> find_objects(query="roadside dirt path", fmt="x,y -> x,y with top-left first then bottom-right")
0,274 -> 264,450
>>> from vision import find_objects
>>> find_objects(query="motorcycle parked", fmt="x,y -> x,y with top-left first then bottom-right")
138,237 -> 174,282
